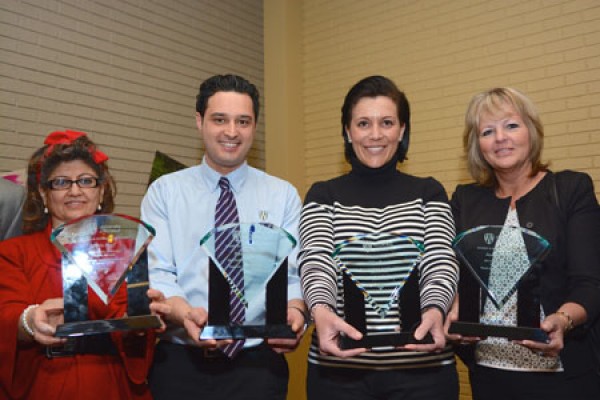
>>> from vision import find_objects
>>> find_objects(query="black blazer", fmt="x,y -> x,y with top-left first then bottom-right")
451,170 -> 600,377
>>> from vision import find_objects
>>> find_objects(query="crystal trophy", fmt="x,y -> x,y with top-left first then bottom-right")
448,225 -> 551,342
199,222 -> 297,340
333,232 -> 434,349
52,214 -> 161,337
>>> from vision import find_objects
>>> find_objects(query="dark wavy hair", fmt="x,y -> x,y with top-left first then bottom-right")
196,74 -> 260,123
23,135 -> 116,233
341,75 -> 411,163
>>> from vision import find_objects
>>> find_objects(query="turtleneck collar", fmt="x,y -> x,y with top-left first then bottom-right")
348,152 -> 399,180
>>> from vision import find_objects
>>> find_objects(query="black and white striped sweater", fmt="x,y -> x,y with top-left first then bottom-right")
299,156 -> 459,369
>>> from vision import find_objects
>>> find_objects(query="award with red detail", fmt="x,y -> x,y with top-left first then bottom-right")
52,214 -> 161,337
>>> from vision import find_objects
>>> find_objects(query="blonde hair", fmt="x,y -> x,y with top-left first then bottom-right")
463,87 -> 547,186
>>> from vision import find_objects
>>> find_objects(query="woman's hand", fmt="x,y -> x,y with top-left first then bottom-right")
517,311 -> 570,357
19,298 -> 66,346
403,307 -> 447,352
516,317 -> 565,357
312,304 -> 366,358
443,295 -> 482,345
517,304 -> 585,358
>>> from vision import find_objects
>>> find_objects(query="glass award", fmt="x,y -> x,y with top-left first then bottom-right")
333,232 -> 434,349
52,214 -> 161,337
448,225 -> 551,342
199,222 -> 297,340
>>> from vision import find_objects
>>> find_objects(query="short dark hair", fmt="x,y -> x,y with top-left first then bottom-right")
341,75 -> 411,163
195,74 -> 260,123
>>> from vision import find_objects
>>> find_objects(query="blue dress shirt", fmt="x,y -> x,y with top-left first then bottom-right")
141,160 -> 303,345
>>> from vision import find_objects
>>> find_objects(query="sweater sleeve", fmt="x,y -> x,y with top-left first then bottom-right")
419,178 -> 459,315
299,182 -> 338,311
558,171 -> 600,324
0,238 -> 43,399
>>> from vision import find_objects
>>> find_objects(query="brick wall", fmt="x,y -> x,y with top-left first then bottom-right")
0,0 -> 264,216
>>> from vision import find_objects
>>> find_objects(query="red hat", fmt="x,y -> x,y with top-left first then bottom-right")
43,130 -> 109,164
37,130 -> 109,184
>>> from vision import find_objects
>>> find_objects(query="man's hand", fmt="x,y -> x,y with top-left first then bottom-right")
147,288 -> 171,332
267,300 -> 308,354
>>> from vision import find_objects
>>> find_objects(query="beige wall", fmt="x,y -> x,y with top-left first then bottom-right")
0,0 -> 265,216
264,0 -> 305,186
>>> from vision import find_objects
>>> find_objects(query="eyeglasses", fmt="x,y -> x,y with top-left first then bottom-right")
45,176 -> 101,190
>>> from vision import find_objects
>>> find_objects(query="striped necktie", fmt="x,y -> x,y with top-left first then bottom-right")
215,177 -> 245,357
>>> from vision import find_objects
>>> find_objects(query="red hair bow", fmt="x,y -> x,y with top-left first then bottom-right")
44,130 -> 86,145
44,130 -> 109,164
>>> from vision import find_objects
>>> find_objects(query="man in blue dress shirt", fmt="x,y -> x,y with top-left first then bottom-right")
142,74 -> 308,400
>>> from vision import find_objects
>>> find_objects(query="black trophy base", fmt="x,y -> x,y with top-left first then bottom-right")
200,324 -> 296,340
340,331 -> 434,350
449,321 -> 549,343
55,315 -> 162,337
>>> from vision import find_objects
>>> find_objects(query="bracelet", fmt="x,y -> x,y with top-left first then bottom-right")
288,306 -> 310,329
310,303 -> 334,321
21,304 -> 39,337
555,310 -> 574,333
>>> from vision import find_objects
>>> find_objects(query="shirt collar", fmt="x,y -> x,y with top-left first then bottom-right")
199,157 -> 249,194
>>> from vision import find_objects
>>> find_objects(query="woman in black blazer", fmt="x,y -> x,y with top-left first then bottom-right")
448,87 -> 600,400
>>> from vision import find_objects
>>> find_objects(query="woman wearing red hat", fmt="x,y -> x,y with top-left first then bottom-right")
0,131 -> 165,400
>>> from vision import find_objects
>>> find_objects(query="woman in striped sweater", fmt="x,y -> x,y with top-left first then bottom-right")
299,76 -> 459,400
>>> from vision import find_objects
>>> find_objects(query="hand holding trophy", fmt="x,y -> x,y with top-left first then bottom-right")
199,222 -> 297,340
333,232 -> 434,349
449,225 -> 551,342
53,214 -> 161,337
